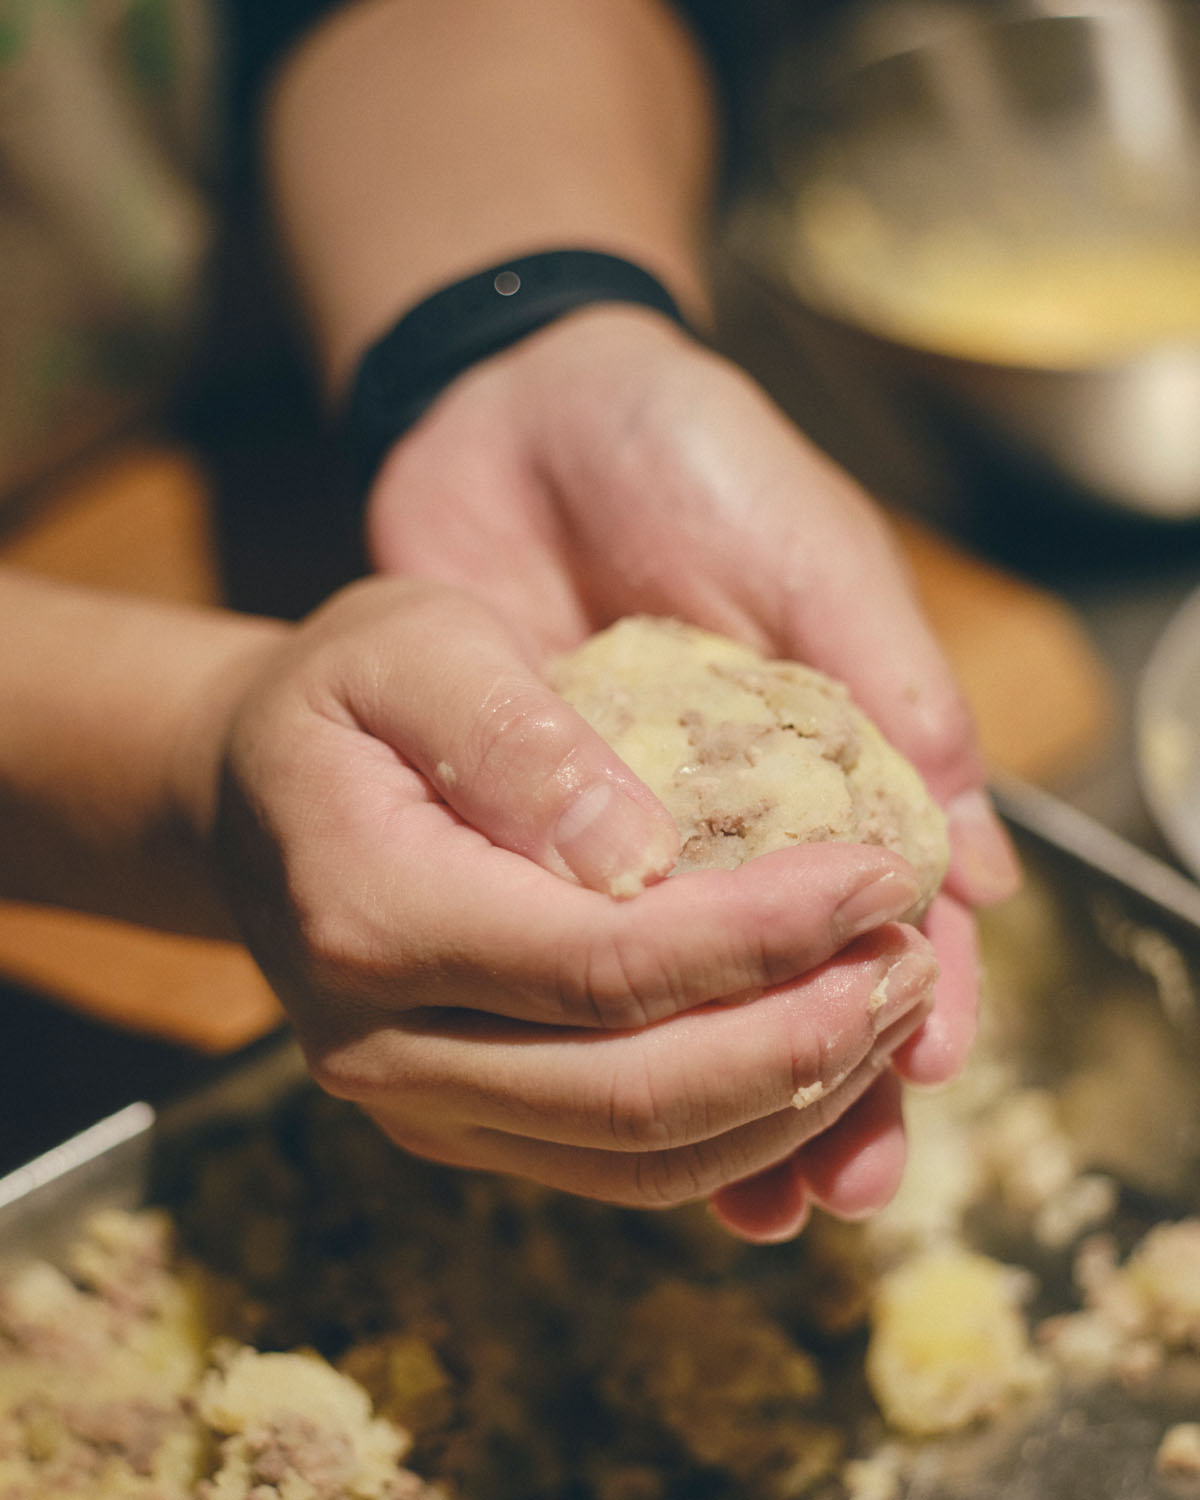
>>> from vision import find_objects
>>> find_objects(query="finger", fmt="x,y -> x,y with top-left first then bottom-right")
364,1032 -> 913,1211
760,485 -> 1020,911
794,1070 -> 908,1220
890,892 -> 979,1086
334,580 -> 680,897
290,747 -> 929,1028
706,1044 -> 908,1242
422,840 -> 926,1029
308,926 -> 937,1157
944,787 -> 1022,909
705,1157 -> 811,1244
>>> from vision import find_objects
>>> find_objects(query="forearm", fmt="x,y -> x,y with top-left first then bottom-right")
0,568 -> 283,936
264,0 -> 718,392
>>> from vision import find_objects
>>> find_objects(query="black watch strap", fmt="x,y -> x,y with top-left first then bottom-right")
342,249 -> 689,495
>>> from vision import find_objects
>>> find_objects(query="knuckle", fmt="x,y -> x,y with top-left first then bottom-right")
789,1041 -> 842,1129
558,929 -> 692,1029
632,1145 -> 709,1209
604,1053 -> 677,1152
467,678 -> 575,792
629,1129 -> 755,1210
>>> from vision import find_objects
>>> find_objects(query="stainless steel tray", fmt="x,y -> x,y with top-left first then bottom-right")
0,1031 -> 305,1267
4,796 -> 1200,1500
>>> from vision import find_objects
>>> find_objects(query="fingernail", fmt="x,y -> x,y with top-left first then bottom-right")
947,788 -> 1022,906
868,946 -> 939,1031
833,868 -> 924,944
554,782 -> 679,897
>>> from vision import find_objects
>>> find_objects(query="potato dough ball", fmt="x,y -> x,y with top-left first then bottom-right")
550,616 -> 948,913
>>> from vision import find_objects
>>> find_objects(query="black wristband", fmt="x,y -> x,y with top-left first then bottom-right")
342,249 -> 689,496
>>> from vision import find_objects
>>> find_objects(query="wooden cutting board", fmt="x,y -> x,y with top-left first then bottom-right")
0,439 -> 1114,1051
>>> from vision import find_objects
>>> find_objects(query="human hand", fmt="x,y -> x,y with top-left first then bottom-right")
206,577 -> 940,1227
361,306 -> 1020,1237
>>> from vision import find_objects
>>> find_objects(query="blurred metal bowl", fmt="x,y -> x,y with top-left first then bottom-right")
730,0 -> 1200,519
1138,581 -> 1200,876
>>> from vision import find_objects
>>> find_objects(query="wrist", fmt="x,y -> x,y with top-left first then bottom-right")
343,248 -> 699,499
164,613 -> 290,932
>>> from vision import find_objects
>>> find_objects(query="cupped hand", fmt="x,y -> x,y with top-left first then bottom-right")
360,305 -> 1019,1235
207,577 -> 939,1216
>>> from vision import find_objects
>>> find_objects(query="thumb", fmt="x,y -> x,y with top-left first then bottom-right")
341,582 -> 680,896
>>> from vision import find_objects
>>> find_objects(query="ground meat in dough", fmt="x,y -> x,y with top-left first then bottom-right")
549,616 -> 948,913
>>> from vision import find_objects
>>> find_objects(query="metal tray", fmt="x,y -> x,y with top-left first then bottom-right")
0,1029 -> 305,1268
3,793 -> 1200,1500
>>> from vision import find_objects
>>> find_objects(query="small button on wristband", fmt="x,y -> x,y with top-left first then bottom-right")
342,249 -> 689,496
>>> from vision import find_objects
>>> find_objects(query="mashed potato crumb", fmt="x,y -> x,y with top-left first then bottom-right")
197,1346 -> 415,1500
1157,1422 -> 1200,1479
1043,1219 -> 1200,1381
0,1213 -> 436,1500
866,1247 -> 1051,1435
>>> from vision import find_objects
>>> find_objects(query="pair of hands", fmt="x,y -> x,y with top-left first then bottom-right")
210,307 -> 1018,1241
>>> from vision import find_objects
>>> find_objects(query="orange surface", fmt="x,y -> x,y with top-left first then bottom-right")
890,511 -> 1114,787
0,438 -> 1114,1051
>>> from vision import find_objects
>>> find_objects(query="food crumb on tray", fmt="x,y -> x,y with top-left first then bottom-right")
1157,1422 -> 1200,1481
865,1247 -> 1051,1437
0,1208 -> 441,1500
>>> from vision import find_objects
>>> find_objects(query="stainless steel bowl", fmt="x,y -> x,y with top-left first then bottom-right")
1138,581 -> 1200,876
730,0 -> 1200,519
